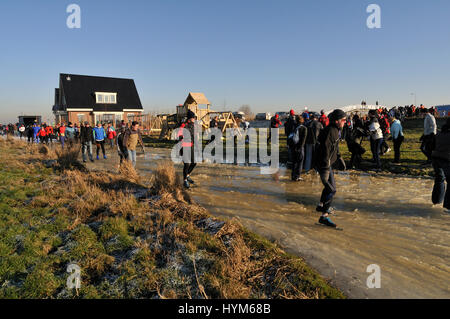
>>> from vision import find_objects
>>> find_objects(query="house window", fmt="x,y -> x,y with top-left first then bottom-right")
101,114 -> 114,124
95,92 -> 117,104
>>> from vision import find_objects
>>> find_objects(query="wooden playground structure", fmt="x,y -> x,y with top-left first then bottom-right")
125,92 -> 242,139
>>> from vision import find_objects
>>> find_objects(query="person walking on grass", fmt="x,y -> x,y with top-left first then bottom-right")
26,125 -> 33,143
106,122 -> 117,149
315,109 -> 347,228
45,124 -> 54,144
421,108 -> 437,165
59,123 -> 66,149
268,113 -> 282,142
18,124 -> 25,140
38,125 -> 47,144
290,115 -> 308,181
93,122 -> 107,160
431,118 -> 450,213
178,111 -> 198,189
123,121 -> 145,167
368,110 -> 384,170
390,113 -> 404,164
65,122 -> 76,148
80,121 -> 95,163
32,123 -> 40,144
116,127 -> 128,166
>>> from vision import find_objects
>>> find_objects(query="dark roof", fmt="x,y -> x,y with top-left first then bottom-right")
59,73 -> 143,111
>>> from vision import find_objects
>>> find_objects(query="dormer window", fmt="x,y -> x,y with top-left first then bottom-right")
95,92 -> 117,104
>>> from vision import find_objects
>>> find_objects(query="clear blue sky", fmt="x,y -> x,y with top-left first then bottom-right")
0,0 -> 449,123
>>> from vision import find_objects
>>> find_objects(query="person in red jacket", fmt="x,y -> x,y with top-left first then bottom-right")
106,122 -> 117,149
268,114 -> 283,142
38,125 -> 48,144
45,125 -> 54,144
319,110 -> 329,127
177,110 -> 198,189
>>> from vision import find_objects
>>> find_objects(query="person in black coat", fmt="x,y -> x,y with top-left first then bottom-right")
291,115 -> 308,181
315,109 -> 347,228
431,118 -> 450,212
284,110 -> 297,163
80,122 -> 95,162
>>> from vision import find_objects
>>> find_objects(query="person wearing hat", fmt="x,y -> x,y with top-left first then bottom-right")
314,109 -> 347,228
319,110 -> 329,128
178,110 -> 198,188
268,113 -> 283,142
80,121 -> 95,162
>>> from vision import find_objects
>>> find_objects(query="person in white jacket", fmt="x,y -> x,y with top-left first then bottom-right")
421,108 -> 437,164
368,110 -> 384,169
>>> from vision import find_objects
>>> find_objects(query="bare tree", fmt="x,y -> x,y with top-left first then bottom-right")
238,105 -> 254,120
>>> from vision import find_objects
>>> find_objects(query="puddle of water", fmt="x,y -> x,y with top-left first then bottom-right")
87,147 -> 450,299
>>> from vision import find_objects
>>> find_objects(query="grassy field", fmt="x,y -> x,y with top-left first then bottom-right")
145,118 -> 446,176
0,137 -> 344,299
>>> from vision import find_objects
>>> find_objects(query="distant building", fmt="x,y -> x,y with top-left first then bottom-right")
52,73 -> 144,126
18,115 -> 41,126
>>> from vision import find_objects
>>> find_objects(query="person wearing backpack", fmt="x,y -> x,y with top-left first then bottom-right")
314,109 -> 347,228
431,118 -> 450,213
290,115 -> 308,181
284,109 -> 297,165
346,126 -> 366,169
304,113 -> 323,173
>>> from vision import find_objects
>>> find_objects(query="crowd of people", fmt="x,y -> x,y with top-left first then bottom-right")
0,120 -> 145,167
279,105 -> 449,226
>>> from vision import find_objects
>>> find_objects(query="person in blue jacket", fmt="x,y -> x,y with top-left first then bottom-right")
93,122 -> 107,160
32,123 -> 41,144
